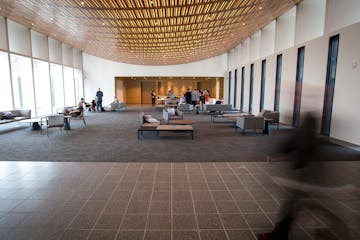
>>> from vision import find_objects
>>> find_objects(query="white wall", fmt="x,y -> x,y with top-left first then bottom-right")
275,6 -> 296,52
264,55 -> 276,110
83,53 -> 228,104
252,60 -> 261,114
250,31 -> 261,62
331,22 -> 360,145
295,0 -> 326,45
225,1 -> 360,145
325,0 -> 360,34
278,48 -> 297,125
261,21 -> 275,58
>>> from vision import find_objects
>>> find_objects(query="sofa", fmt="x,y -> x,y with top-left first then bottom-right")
0,110 -> 31,125
235,116 -> 265,135
203,104 -> 232,113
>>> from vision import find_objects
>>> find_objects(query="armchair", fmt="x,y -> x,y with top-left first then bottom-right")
163,108 -> 183,123
235,116 -> 265,135
41,115 -> 65,135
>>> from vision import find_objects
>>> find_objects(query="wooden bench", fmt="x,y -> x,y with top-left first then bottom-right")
138,123 -> 160,139
156,125 -> 194,139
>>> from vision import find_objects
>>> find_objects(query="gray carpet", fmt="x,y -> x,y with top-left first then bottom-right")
0,106 -> 359,162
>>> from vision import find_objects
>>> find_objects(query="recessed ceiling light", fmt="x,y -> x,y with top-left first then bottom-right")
259,6 -> 263,10
242,22 -> 246,26
31,23 -> 34,26
81,1 -> 85,5
102,22 -> 105,26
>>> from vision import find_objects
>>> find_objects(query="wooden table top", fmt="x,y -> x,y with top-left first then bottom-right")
168,119 -> 195,125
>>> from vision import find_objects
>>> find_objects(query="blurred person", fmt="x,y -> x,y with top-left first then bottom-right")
257,82 -> 356,240
151,91 -> 156,105
185,88 -> 192,104
110,96 -> 119,111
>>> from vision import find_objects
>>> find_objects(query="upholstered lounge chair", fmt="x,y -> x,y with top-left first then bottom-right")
235,116 -> 265,135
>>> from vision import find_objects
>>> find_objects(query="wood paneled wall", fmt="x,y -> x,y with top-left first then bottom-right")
116,77 -> 223,104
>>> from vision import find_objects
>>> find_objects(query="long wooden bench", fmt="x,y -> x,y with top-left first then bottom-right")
156,125 -> 194,139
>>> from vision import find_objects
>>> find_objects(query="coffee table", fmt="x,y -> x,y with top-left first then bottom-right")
156,125 -> 194,139
20,118 -> 42,130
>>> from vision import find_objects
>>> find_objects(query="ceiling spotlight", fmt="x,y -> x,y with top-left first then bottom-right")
31,23 -> 34,26
259,6 -> 263,10
81,1 -> 85,5
102,22 -> 105,26
242,22 -> 246,26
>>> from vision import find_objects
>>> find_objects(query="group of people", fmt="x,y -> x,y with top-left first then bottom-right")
87,88 -> 105,112
69,88 -> 105,114
183,88 -> 211,106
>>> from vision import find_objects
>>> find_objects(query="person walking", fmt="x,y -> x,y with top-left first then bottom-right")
151,91 -> 156,106
96,88 -> 103,112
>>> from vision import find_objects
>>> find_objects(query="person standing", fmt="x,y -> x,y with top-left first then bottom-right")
96,88 -> 103,112
151,91 -> 156,106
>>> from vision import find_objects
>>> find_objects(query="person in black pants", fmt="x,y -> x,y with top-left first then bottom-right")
151,91 -> 156,106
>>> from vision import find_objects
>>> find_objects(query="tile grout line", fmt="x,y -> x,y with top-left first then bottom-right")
226,162 -> 262,240
213,162 -> 255,236
185,162 -> 202,240
86,162 -> 129,240
62,164 -> 116,236
113,163 -> 144,239
199,163 -> 230,240
170,163 -> 173,240
142,163 -> 158,240
253,162 -> 314,239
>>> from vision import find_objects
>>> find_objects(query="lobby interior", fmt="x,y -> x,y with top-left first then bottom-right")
0,0 -> 360,240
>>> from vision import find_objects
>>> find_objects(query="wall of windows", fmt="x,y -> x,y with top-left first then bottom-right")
0,17 -> 83,116
0,51 -> 13,111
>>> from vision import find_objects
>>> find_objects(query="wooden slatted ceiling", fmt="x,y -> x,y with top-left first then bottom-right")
0,0 -> 301,65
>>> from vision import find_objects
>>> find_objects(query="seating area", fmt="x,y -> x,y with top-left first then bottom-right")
1,1 -> 359,239
203,104 -> 233,113
0,110 -> 31,125
162,108 -> 183,123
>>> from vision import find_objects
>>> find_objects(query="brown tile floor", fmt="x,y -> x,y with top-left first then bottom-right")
0,161 -> 359,240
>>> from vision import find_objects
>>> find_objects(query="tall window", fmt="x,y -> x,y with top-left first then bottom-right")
74,68 -> 83,102
240,66 -> 245,112
50,64 -> 65,113
274,54 -> 282,111
249,63 -> 254,113
33,59 -> 51,116
10,54 -> 35,114
293,47 -> 305,127
0,51 -> 13,111
234,69 -> 237,108
260,60 -> 266,112
321,35 -> 339,136
63,66 -> 76,106
228,71 -> 231,104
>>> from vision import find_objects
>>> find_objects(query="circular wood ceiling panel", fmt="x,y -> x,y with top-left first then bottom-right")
0,0 -> 301,65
